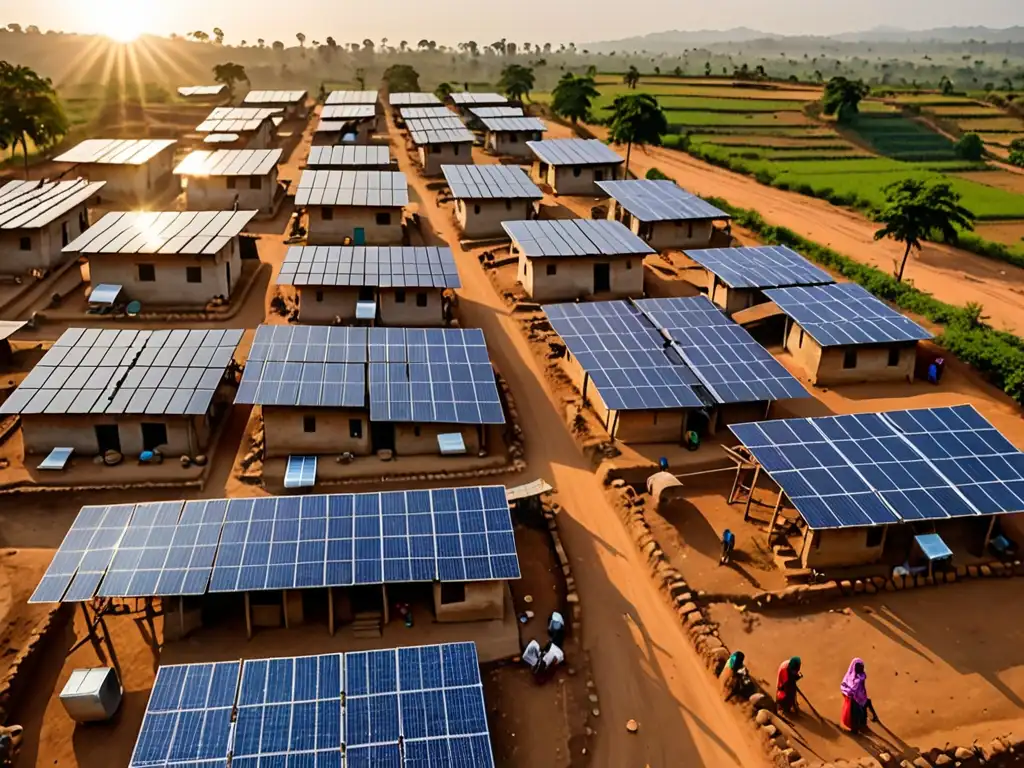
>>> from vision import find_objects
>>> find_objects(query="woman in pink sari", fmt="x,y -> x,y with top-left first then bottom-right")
840,658 -> 878,732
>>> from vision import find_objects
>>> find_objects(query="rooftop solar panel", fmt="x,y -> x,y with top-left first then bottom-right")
294,170 -> 409,208
63,210 -> 257,256
409,127 -> 475,145
0,320 -> 27,342
503,219 -> 653,258
400,106 -> 457,120
54,139 -> 176,166
479,116 -> 547,133
38,446 -> 73,471
321,104 -> 377,120
87,284 -> 122,305
442,165 -> 543,200
325,90 -> 379,105
173,149 -> 282,177
306,145 -> 391,168
596,180 -> 731,222
685,245 -> 835,290
765,283 -> 933,347
276,245 -> 461,289
449,92 -> 506,105
0,178 -> 105,230
469,106 -> 524,118
196,107 -> 281,134
243,90 -> 307,105
388,92 -> 442,106
526,139 -> 624,166
177,85 -> 226,97
404,116 -> 467,133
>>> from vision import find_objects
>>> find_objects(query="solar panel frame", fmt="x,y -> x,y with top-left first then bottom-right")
173,149 -> 282,177
294,170 -> 410,208
284,455 -> 318,489
243,90 -> 308,106
503,219 -> 654,258
306,145 -> 391,168
64,210 -> 257,256
468,106 -> 525,118
448,92 -> 506,105
54,139 -> 176,166
525,138 -> 624,166
399,106 -> 458,120
196,107 -> 281,134
596,180 -> 731,222
320,104 -> 377,120
275,245 -> 461,289
442,165 -> 543,200
388,92 -> 442,106
478,116 -> 547,133
325,90 -> 379,105
684,245 -> 836,290
0,178 -> 106,230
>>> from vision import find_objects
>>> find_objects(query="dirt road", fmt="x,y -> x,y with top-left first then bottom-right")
548,121 -> 1024,333
388,118 -> 767,767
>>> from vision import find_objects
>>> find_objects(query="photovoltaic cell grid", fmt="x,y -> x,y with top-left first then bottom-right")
442,164 -> 543,200
276,246 -> 461,289
321,104 -> 377,120
306,145 -> 391,168
503,219 -> 653,258
399,106 -> 456,120
449,92 -> 506,105
54,138 -> 176,166
294,170 -> 409,208
684,245 -> 835,290
173,149 -> 282,177
635,297 -> 809,404
404,116 -> 466,133
243,90 -> 308,105
478,116 -> 546,133
765,283 -> 933,347
0,178 -> 105,230
0,327 -> 243,418
284,455 -> 318,489
525,138 -> 623,166
197,107 -> 281,134
409,127 -> 476,145
596,180 -> 731,222
325,90 -> 379,105
544,301 -> 704,411
468,106 -> 524,118
388,92 -> 441,106
63,210 -> 257,256
730,405 -> 1024,530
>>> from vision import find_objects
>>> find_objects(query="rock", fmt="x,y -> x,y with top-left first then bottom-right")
912,758 -> 932,768
967,565 -> 979,578
884,581 -> 896,592
877,753 -> 892,765
979,564 -> 992,577
677,601 -> 698,616
93,455 -> 105,465
932,755 -> 951,766
104,449 -> 123,466
839,579 -> 853,594
377,449 -> 394,461
193,454 -> 208,467
180,455 -> 192,468
853,580 -> 864,593
755,708 -> 775,726
954,747 -> 974,760
625,719 -> 638,733
749,693 -> 769,711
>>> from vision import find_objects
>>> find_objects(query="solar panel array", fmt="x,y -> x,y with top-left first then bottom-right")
730,405 -> 1024,530
635,297 -> 809,403
243,90 -> 308,105
306,145 -> 391,168
526,138 -> 624,166
321,104 -> 377,120
399,107 -> 455,120
325,90 -> 379,105
596,180 -> 731,222
54,139 -> 176,166
479,116 -> 546,133
469,106 -> 524,118
177,85 -> 226,97
685,245 -> 835,290
0,327 -> 243,419
197,107 -> 281,134
31,485 -> 519,602
130,643 -> 494,768
442,164 -> 543,200
64,210 -> 257,256
765,283 -> 933,347
294,170 -> 409,207
276,246 -> 461,289
388,92 -> 441,106
503,219 -> 653,258
173,149 -> 282,177
404,116 -> 467,133
0,178 -> 105,230
410,127 -> 476,145
449,92 -> 506,105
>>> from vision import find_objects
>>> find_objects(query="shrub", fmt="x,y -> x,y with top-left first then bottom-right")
954,133 -> 985,161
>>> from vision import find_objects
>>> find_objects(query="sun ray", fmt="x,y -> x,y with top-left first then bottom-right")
133,38 -> 194,86
52,35 -> 110,89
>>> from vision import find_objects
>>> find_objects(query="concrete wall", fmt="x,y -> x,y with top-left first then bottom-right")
432,580 -> 504,622
379,287 -> 445,326
801,527 -> 885,569
86,148 -> 178,204
607,204 -> 715,251
783,322 -> 917,386
307,205 -> 404,246
21,413 -> 206,457
709,277 -> 761,315
296,285 -> 361,324
417,142 -> 472,176
486,130 -> 542,159
455,198 -> 533,239
516,252 -> 643,301
0,204 -> 91,275
262,406 -> 372,458
87,238 -> 242,307
394,423 -> 480,455
183,168 -> 278,214
531,160 -> 618,196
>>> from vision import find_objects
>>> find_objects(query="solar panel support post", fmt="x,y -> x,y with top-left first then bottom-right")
983,514 -> 997,552
179,596 -> 186,639
766,490 -> 786,543
244,592 -> 252,640
282,591 -> 289,629
382,584 -> 390,626
328,586 -> 335,636
742,465 -> 761,522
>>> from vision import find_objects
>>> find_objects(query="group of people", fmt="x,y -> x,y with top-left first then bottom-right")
521,611 -> 566,682
721,652 -> 878,734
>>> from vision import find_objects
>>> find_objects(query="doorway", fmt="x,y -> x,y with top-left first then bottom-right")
94,424 -> 121,454
62,221 -> 69,246
141,422 -> 168,452
593,263 -> 611,293
354,227 -> 366,246
226,261 -> 232,291
371,422 -> 396,452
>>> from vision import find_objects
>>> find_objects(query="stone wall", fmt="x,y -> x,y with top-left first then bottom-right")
0,603 -> 73,723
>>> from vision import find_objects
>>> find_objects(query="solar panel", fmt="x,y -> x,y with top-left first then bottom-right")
635,297 -> 809,403
325,90 -> 379,105
684,245 -> 834,290
38,446 -> 73,470
88,283 -> 122,305
544,301 -> 704,410
321,104 -> 377,120
764,283 -> 933,347
54,139 -> 176,166
404,116 -> 466,132
596,180 -> 731,222
356,300 -> 377,320
0,327 -> 243,418
438,433 -> 467,455
285,455 -> 318,489
306,145 -> 391,168
478,116 -> 546,133
196,107 -> 281,134
178,85 -> 226,97
294,170 -> 409,208
526,139 -> 624,166
400,107 -> 457,120
0,178 -> 106,230
173,149 -> 282,178
449,92 -> 506,105
442,165 -> 543,200
469,106 -> 524,118
503,219 -> 653,258
243,90 -> 307,105
203,133 -> 240,144
388,92 -> 441,106
64,210 -> 257,256
0,320 -> 26,342
409,127 -> 475,145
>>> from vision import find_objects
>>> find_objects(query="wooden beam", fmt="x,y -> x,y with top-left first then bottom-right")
328,587 -> 335,636
382,585 -> 390,626
244,593 -> 252,640
766,489 -> 785,542
984,515 -> 997,552
743,466 -> 761,522
727,464 -> 742,505
282,591 -> 289,629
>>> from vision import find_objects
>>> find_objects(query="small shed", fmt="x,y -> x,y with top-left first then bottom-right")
504,218 -> 653,301
406,120 -> 475,176
53,139 -> 178,204
305,145 -> 392,171
598,180 -> 731,251
296,170 -> 408,246
196,108 -> 281,149
442,164 -> 543,239
0,178 -> 105,275
527,139 -> 624,196
277,245 -> 461,325
480,116 -> 547,159
242,89 -> 310,120
314,105 -> 378,144
173,149 -> 285,217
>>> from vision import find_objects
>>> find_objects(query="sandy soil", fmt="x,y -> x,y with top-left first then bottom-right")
975,220 -> 1024,248
954,170 -> 1024,195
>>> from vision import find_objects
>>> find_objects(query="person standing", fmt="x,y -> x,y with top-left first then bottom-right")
840,658 -> 878,732
720,529 -> 736,565
776,657 -> 802,714
719,650 -> 746,701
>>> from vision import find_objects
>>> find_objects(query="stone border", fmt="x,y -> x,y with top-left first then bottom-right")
0,603 -> 73,723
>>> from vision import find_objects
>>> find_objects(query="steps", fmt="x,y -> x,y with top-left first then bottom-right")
351,610 -> 383,639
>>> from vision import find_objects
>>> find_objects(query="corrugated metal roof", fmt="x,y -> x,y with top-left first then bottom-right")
196,107 -> 281,134
409,127 -> 474,145
277,246 -> 461,289
177,85 -> 226,97
294,170 -> 409,208
399,106 -> 455,119
0,179 -> 105,230
405,116 -> 466,133
320,104 -> 377,120
596,180 -> 731,222
325,91 -> 379,105
388,92 -> 441,106
173,149 -> 281,177
469,106 -> 524,118
63,210 -> 258,256
243,90 -> 308,105
503,219 -> 654,258
0,321 -> 27,342
442,165 -> 543,200
306,145 -> 391,168
450,92 -> 507,105
527,138 -> 623,166
480,116 -> 547,133
54,139 -> 176,166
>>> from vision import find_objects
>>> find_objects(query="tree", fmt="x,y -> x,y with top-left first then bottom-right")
190,31 -> 210,43
296,32 -> 306,47
434,82 -> 454,101
822,76 -> 869,123
954,132 -> 984,161
1008,138 -> 1024,167
586,64 -> 598,78
939,75 -> 955,95
399,40 -> 408,52
874,179 -> 975,282
607,93 -> 667,178
550,72 -> 599,125
362,38 -> 374,52
383,64 -> 420,93
212,62 -> 248,102
417,39 -> 430,51
272,41 -> 284,52
623,65 -> 640,89
0,62 -> 69,177
704,62 -> 712,77
497,64 -> 534,101
257,39 -> 265,48
354,68 -> 366,89
6,24 -> 22,33
212,27 -> 225,45
673,66 -> 683,77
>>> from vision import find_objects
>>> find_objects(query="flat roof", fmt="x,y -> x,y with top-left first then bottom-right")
177,85 -> 225,97
527,138 -> 624,166
0,320 -> 27,342
388,92 -> 441,106
685,245 -> 835,290
242,89 -> 307,105
479,116 -> 546,133
410,127 -> 475,145
399,106 -> 455,120
54,139 -> 176,166
442,164 -> 543,200
596,180 -> 731,222
404,116 -> 466,132
325,90 -> 379,105
294,170 -> 409,208
306,145 -> 391,168
320,104 -> 377,120
503,219 -> 653,258
277,246 -> 461,289
450,92 -> 507,105
64,210 -> 257,255
0,327 -> 243,419
173,149 -> 282,177
196,107 -> 281,134
0,179 -> 105,230
469,106 -> 524,118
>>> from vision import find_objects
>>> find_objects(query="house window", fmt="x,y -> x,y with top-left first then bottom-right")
625,259 -> 632,270
798,328 -> 804,348
18,236 -> 30,251
416,292 -> 427,307
505,199 -> 512,210
395,289 -> 406,303
186,266 -> 203,283
358,286 -> 374,301
687,222 -> 694,238
322,207 -> 334,220
375,212 -> 391,226
865,527 -> 884,548
350,419 -> 363,439
440,582 -> 466,604
249,177 -> 262,190
226,177 -> 236,189
431,145 -> 441,154
546,264 -> 557,276
453,144 -> 460,155
315,290 -> 324,302
573,166 -> 582,177
141,422 -> 168,451
413,425 -> 422,437
473,204 -> 481,215
303,415 -> 316,433
594,169 -> 604,181
509,133 -> 518,143
887,348 -> 900,367
138,264 -> 156,282
843,349 -> 858,369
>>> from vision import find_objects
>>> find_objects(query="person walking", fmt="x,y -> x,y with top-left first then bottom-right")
719,650 -> 746,701
720,529 -> 736,565
776,657 -> 802,714
840,658 -> 879,733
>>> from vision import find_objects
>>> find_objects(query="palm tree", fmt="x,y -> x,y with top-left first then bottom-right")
212,27 -> 224,45
190,30 -> 210,43
296,32 -> 306,47
0,62 -> 69,177
497,64 -> 535,101
874,179 -> 975,282
399,40 -> 408,52
607,93 -> 667,178
550,72 -> 599,124
623,65 -> 640,89
213,62 -> 249,102
435,82 -> 454,101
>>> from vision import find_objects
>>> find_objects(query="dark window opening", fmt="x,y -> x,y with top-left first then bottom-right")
843,349 -> 858,369
453,144 -> 460,155
395,289 -> 406,303
141,422 -> 168,451
226,177 -> 236,189
350,419 -> 363,439
798,328 -> 804,348
358,286 -> 375,302
315,289 -> 324,302
138,264 -> 156,282
303,416 -> 316,433
687,222 -> 694,238
866,527 -> 884,548
572,166 -> 582,177
440,582 -> 466,604
19,236 -> 31,251
322,207 -> 334,220
94,424 -> 121,454
546,264 -> 557,276
416,292 -> 427,307
887,348 -> 900,367
625,259 -> 632,270
505,199 -> 512,210
413,426 -> 422,437
594,169 -> 604,181
375,212 -> 391,226
249,177 -> 262,190
509,133 -> 518,143
186,266 -> 203,283
473,204 -> 481,215
62,221 -> 69,246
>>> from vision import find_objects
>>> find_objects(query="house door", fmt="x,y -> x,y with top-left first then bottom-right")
141,422 -> 168,452
371,422 -> 396,452
62,221 -> 69,246
226,261 -> 232,291
94,424 -> 121,454
593,263 -> 611,293
354,227 -> 366,246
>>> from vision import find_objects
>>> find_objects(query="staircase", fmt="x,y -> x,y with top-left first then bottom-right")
351,610 -> 383,639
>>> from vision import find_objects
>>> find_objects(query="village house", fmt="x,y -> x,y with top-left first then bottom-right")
527,139 -> 624,196
276,245 -> 461,325
447,92 -> 509,116
463,105 -> 524,131
387,92 -> 442,115
53,139 -> 178,205
442,164 -> 543,240
173,149 -> 286,218
406,121 -> 475,176
598,179 -> 731,251
305,145 -> 392,171
196,108 -> 281,150
480,116 -> 547,159
0,327 -> 243,463
398,106 -> 458,125
764,282 -> 933,386
0,178 -> 105,275
324,91 -> 382,131
242,90 -> 310,120
65,210 -> 258,309
176,84 -> 227,103
296,170 -> 409,246
504,218 -> 653,301
312,109 -> 378,145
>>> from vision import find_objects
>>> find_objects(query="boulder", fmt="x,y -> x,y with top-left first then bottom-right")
953,747 -> 974,760
104,450 -> 123,466
193,454 -> 208,467
932,755 -> 951,766
755,708 -> 774,726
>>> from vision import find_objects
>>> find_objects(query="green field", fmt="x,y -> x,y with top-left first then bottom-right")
847,114 -> 958,161
958,117 -> 1024,133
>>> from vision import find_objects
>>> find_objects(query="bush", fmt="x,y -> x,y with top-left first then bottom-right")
645,167 -> 671,181
954,133 -> 985,161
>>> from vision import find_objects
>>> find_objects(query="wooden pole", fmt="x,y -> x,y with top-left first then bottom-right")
727,464 -> 742,504
283,591 -> 289,629
766,490 -> 785,542
743,466 -> 761,521
180,596 -> 186,638
244,593 -> 252,640
983,515 -> 997,552
382,585 -> 390,626
328,587 -> 335,637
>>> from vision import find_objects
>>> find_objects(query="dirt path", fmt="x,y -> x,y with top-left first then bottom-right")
554,122 -> 1024,333
388,116 -> 768,767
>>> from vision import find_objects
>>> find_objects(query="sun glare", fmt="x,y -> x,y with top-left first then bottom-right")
96,0 -> 147,43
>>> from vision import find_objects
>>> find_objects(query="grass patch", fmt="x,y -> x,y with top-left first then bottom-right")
958,118 -> 1024,133
847,114 -> 958,161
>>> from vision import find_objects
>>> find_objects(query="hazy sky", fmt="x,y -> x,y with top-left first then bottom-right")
3,0 -> 1024,45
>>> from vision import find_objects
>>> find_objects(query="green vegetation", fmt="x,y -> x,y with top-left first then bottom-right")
623,66 -> 640,90
0,60 -> 68,175
1010,138 -> 1024,167
434,81 -> 453,100
822,76 -> 870,123
382,64 -> 420,93
497,64 -> 534,101
607,93 -> 668,177
550,73 -> 599,125
847,114 -> 958,161
954,132 -> 985,161
212,62 -> 248,101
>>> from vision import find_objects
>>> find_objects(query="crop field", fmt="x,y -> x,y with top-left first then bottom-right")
847,113 -> 958,160
688,134 -> 848,148
958,117 -> 1024,133
927,104 -> 1008,118
664,110 -> 813,130
978,132 -> 1024,147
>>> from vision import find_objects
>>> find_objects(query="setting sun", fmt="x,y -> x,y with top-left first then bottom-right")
95,0 -> 147,43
